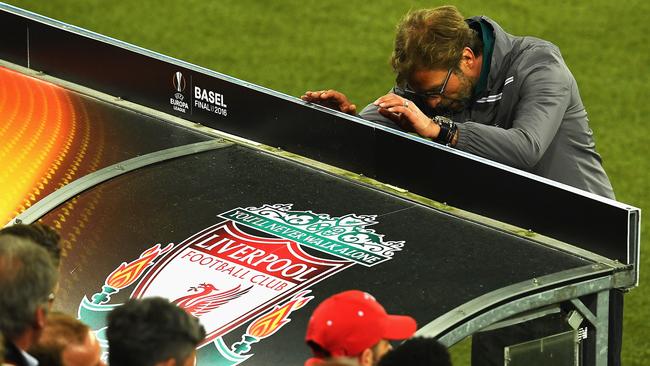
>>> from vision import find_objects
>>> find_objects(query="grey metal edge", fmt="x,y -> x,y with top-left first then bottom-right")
416,263 -> 630,345
6,140 -> 233,226
630,209 -> 642,286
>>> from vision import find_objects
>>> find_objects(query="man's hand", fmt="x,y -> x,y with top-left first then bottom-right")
301,90 -> 357,115
373,93 -> 440,139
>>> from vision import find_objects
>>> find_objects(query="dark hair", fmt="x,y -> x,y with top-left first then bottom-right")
0,235 -> 58,339
378,337 -> 452,366
29,312 -> 91,366
0,223 -> 62,266
391,6 -> 480,83
107,297 -> 206,366
307,340 -> 332,358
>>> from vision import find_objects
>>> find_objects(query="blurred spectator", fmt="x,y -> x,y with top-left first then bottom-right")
29,312 -> 105,366
0,223 -> 62,267
305,290 -> 417,366
378,337 -> 452,366
0,234 -> 58,366
107,297 -> 206,366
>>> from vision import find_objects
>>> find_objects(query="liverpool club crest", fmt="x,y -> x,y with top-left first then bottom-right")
78,203 -> 405,365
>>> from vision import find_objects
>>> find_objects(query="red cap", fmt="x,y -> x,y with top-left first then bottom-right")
305,290 -> 416,359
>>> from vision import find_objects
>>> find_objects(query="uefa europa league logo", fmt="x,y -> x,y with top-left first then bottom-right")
173,71 -> 186,92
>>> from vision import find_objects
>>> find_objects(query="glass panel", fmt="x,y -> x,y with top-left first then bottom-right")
505,330 -> 578,366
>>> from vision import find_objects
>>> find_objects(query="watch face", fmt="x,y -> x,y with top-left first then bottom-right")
434,115 -> 453,127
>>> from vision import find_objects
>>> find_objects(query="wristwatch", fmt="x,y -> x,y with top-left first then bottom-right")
431,116 -> 458,146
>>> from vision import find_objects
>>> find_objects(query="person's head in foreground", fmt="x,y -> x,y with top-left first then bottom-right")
107,297 -> 206,366
305,290 -> 417,366
29,312 -> 105,366
377,336 -> 452,366
0,223 -> 62,267
0,234 -> 58,359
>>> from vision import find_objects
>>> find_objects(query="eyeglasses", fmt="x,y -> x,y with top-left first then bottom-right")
42,292 -> 55,305
40,292 -> 56,313
395,68 -> 453,100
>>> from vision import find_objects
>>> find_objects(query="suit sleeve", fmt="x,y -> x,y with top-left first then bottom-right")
455,56 -> 572,170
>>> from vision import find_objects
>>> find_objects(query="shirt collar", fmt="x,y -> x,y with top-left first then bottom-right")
465,18 -> 495,96
19,348 -> 39,366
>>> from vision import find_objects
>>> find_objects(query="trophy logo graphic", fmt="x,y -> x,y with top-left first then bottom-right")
170,71 -> 189,113
173,71 -> 186,92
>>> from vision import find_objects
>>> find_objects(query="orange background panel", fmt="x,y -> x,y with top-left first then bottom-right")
0,66 -> 103,225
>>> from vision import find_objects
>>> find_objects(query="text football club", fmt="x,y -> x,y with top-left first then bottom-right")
77,203 -> 405,365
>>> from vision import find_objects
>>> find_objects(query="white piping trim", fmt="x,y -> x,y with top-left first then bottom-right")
476,93 -> 503,103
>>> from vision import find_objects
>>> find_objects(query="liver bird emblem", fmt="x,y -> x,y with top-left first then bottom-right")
172,283 -> 252,317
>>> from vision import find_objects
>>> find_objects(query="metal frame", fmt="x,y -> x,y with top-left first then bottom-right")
417,265 -> 619,342
421,273 -> 618,366
416,264 -> 633,365
7,140 -> 233,226
629,209 -> 642,285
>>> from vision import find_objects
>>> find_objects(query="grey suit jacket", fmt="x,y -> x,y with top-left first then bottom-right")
360,16 -> 615,199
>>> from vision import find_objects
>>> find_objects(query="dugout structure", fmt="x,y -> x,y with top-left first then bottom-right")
0,4 -> 641,366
